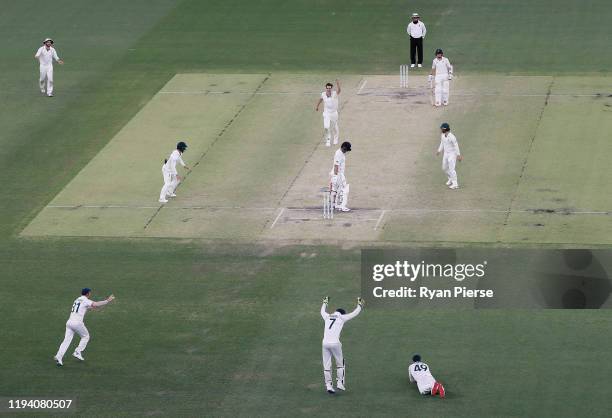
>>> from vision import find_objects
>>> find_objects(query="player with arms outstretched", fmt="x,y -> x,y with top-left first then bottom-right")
53,288 -> 115,366
408,354 -> 446,398
320,296 -> 364,394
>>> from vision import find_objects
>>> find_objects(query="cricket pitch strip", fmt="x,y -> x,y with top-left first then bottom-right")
22,73 -> 612,244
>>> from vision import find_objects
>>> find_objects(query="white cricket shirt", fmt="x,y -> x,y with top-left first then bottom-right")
163,150 -> 186,174
321,304 -> 361,344
409,361 -> 436,392
438,132 -> 460,156
432,57 -> 453,77
321,90 -> 339,113
35,46 -> 60,67
68,296 -> 94,323
332,149 -> 346,175
407,21 -> 427,38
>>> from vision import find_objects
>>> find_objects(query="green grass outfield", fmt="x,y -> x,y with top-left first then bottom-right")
2,1 -> 612,416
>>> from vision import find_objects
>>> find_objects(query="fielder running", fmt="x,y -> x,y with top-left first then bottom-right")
315,80 -> 341,147
330,141 -> 351,212
436,123 -> 462,189
54,288 -> 115,366
321,296 -> 364,394
159,141 -> 191,203
408,354 -> 446,398
34,38 -> 64,97
428,48 -> 453,107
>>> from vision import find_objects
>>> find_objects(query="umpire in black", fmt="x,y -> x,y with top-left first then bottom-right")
406,12 -> 427,68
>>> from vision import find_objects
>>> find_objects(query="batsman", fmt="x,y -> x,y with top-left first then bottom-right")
428,48 -> 454,107
330,141 -> 352,212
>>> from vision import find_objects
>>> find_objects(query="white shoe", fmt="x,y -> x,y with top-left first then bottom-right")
54,356 -> 63,366
336,206 -> 351,212
159,198 -> 168,203
446,179 -> 452,186
443,101 -> 449,106
449,184 -> 459,190
41,89 -> 46,94
336,382 -> 346,391
325,140 -> 331,147
47,93 -> 54,97
333,139 -> 338,145
326,385 -> 335,394
434,103 -> 441,107
72,351 -> 84,361
168,193 -> 177,198
410,64 -> 415,68
417,64 -> 423,68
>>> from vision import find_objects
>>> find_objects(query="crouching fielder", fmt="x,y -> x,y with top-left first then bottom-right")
159,141 -> 191,203
321,296 -> 364,394
409,354 -> 446,398
54,288 -> 115,366
428,48 -> 453,107
330,141 -> 352,212
436,123 -> 462,189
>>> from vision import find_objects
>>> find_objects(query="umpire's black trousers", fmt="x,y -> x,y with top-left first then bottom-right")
410,36 -> 424,65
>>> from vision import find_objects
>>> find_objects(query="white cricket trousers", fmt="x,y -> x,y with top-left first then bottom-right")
322,342 -> 345,387
159,168 -> 179,200
434,75 -> 450,106
56,320 -> 90,360
323,111 -> 339,143
39,65 -> 54,95
442,153 -> 458,186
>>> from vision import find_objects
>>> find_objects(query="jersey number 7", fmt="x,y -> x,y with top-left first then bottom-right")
329,318 -> 336,329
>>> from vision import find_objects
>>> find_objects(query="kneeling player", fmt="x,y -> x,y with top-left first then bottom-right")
408,354 -> 446,398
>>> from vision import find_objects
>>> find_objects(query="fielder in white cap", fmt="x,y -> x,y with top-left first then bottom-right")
34,38 -> 64,97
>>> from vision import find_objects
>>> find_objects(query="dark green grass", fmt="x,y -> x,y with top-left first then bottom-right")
2,1 -> 612,416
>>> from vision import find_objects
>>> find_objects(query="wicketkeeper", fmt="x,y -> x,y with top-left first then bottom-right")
321,296 -> 364,394
330,141 -> 351,212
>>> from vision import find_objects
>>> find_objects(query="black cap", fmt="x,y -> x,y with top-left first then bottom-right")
435,48 -> 443,55
336,308 -> 346,315
81,288 -> 91,295
341,141 -> 351,151
440,122 -> 450,130
412,354 -> 421,362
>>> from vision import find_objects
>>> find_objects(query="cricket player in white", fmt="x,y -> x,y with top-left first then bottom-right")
408,354 -> 446,398
34,38 -> 63,97
436,123 -> 462,189
159,141 -> 191,203
330,141 -> 351,212
320,296 -> 364,394
428,48 -> 453,107
315,80 -> 341,147
54,288 -> 115,366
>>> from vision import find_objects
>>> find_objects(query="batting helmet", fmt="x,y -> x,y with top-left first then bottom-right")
440,122 -> 450,131
341,141 -> 352,152
435,48 -> 443,55
177,141 -> 188,152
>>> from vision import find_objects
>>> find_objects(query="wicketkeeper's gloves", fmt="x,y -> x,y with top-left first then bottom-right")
323,296 -> 329,305
357,297 -> 365,307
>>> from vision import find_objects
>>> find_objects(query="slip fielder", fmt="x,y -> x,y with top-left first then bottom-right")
330,141 -> 351,212
159,141 -> 191,203
436,123 -> 462,189
34,38 -> 64,97
54,288 -> 115,366
428,49 -> 453,107
315,80 -> 341,147
408,354 -> 446,398
320,296 -> 364,394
